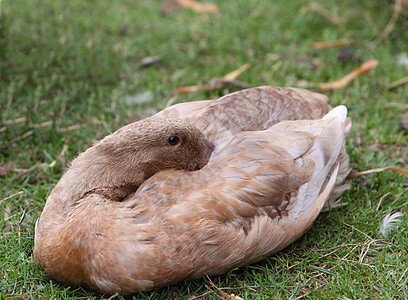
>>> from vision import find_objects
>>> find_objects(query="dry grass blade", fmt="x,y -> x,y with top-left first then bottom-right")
13,145 -> 69,180
1,129 -> 34,149
319,242 -> 393,259
106,293 -> 119,300
222,63 -> 251,80
376,192 -> 391,211
374,0 -> 402,45
401,113 -> 408,130
359,239 -> 377,263
18,204 -> 31,245
309,2 -> 342,25
171,85 -> 201,94
1,121 -> 52,146
340,221 -> 375,241
57,124 -> 87,132
337,257 -> 399,268
48,144 -> 68,168
205,274 -> 244,300
318,60 -> 378,90
188,290 -> 212,300
164,95 -> 179,108
172,64 -> 251,94
207,79 -> 250,91
388,75 -> 408,89
176,0 -> 218,13
0,191 -> 24,204
385,102 -> 408,109
13,163 -> 48,180
31,120 -> 53,128
348,166 -> 408,179
294,292 -> 311,300
3,117 -> 26,125
310,38 -> 354,49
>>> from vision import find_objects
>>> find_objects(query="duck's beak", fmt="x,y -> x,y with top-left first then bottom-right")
197,140 -> 214,170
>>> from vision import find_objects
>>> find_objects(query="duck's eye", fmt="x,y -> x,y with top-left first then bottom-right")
168,136 -> 180,146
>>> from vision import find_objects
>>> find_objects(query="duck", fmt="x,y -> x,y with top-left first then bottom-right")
34,86 -> 351,295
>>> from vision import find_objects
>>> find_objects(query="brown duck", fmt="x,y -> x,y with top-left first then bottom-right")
34,86 -> 351,295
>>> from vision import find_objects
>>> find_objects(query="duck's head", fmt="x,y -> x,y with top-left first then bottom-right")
61,116 -> 214,203
101,116 -> 214,175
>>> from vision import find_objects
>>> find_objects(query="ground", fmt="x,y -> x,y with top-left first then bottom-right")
0,0 -> 407,299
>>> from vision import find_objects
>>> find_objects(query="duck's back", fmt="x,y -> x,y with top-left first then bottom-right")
158,86 -> 331,142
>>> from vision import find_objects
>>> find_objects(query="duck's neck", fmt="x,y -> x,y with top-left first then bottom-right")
57,146 -> 145,204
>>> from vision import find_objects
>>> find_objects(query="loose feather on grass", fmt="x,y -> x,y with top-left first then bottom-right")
379,212 -> 403,239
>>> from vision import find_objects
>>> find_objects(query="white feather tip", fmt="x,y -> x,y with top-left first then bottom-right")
323,105 -> 347,123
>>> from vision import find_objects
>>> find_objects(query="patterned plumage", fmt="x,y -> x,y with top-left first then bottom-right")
34,86 -> 351,295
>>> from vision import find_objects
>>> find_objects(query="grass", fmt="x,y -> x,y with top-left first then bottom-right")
1,0 -> 407,298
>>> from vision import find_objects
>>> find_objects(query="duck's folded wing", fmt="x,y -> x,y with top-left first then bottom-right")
118,105 -> 349,285
152,106 -> 349,277
267,105 -> 348,214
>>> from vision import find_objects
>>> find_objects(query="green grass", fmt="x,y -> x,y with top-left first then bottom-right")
1,0 -> 408,298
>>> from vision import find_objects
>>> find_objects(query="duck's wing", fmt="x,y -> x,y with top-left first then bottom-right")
120,106 -> 349,285
189,106 -> 348,275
